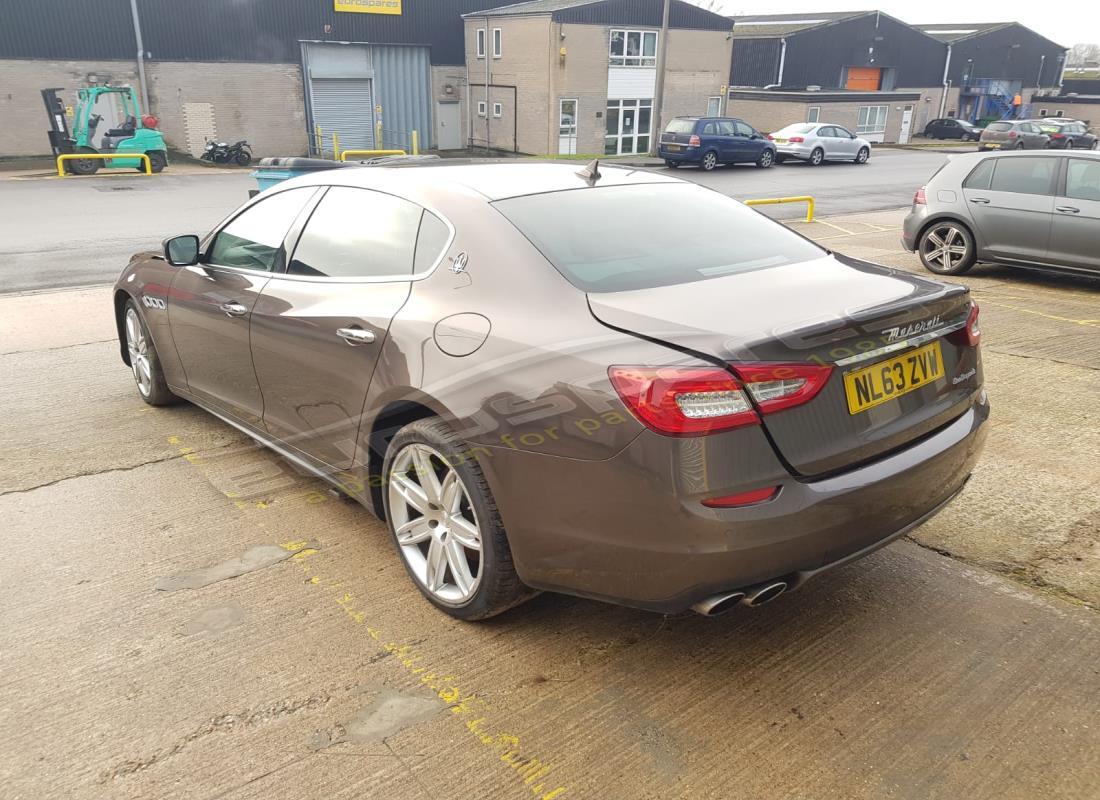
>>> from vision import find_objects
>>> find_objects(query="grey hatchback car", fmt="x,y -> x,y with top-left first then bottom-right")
116,163 -> 987,620
903,150 -> 1100,277
978,120 -> 1049,150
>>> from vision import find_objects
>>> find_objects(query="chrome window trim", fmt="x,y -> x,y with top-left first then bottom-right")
834,321 -> 967,368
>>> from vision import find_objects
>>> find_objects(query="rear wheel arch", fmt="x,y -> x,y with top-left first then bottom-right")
916,215 -> 978,253
365,398 -> 447,520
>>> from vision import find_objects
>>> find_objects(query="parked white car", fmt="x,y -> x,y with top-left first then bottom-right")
767,123 -> 872,165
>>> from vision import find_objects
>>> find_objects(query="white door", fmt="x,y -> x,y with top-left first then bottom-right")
558,99 -> 577,155
436,101 -> 461,150
898,104 -> 914,144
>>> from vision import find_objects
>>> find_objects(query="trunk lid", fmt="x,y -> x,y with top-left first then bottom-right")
589,253 -> 979,476
661,119 -> 697,146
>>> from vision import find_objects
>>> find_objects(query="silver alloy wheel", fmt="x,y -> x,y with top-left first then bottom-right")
125,307 -> 153,397
759,149 -> 774,167
702,151 -> 717,170
921,224 -> 969,272
856,147 -> 869,163
388,443 -> 482,605
810,148 -> 824,165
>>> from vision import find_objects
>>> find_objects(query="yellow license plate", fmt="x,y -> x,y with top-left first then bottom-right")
773,138 -> 788,144
843,340 -> 945,415
985,143 -> 1001,149
666,144 -> 681,150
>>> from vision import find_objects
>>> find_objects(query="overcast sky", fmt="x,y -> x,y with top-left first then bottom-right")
704,1 -> 1098,49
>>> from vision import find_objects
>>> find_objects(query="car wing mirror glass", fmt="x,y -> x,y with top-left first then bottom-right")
164,234 -> 200,266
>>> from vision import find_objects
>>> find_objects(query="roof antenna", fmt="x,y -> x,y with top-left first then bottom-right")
576,158 -> 601,185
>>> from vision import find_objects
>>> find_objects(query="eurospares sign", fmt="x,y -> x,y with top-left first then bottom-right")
335,0 -> 401,14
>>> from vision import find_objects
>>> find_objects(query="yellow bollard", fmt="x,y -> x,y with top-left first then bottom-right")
375,120 -> 384,150
332,132 -> 340,161
743,195 -> 815,223
411,130 -> 419,155
314,124 -> 323,157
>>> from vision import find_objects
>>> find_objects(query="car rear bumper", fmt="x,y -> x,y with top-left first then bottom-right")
658,146 -> 699,163
901,205 -> 929,251
476,393 -> 989,613
775,144 -> 813,159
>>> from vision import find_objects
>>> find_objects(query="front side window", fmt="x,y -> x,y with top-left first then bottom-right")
1065,158 -> 1100,202
988,157 -> 1056,196
494,183 -> 824,293
208,188 -> 314,272
288,187 -> 423,279
609,29 -> 657,66
834,126 -> 853,138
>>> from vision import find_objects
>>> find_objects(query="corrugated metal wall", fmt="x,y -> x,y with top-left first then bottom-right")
0,0 -> 487,65
553,0 -> 732,31
947,24 -> 1066,90
730,39 -> 781,87
371,46 -> 432,151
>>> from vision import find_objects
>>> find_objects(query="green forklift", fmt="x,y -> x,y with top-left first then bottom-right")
42,85 -> 168,174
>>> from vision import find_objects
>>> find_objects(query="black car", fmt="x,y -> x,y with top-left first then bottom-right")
924,118 -> 981,141
1037,119 -> 1098,150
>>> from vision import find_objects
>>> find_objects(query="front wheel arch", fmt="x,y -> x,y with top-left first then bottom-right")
114,289 -> 134,366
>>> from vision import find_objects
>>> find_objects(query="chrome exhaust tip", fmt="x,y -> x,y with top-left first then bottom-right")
741,581 -> 788,608
691,591 -> 746,616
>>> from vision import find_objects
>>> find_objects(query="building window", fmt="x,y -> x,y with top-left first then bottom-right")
477,101 -> 486,117
493,28 -> 502,58
609,29 -> 657,67
706,96 -> 721,116
605,98 -> 653,155
476,28 -> 485,58
856,104 -> 888,135
493,102 -> 502,118
807,106 -> 820,123
559,99 -> 578,155
1039,108 -> 1049,116
1055,110 -> 1064,117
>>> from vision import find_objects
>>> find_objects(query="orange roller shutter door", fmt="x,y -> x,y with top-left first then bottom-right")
846,67 -> 882,91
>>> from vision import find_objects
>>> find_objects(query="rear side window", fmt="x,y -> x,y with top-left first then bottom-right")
989,157 -> 1057,195
494,183 -> 824,293
665,119 -> 695,134
986,122 -> 1012,132
963,159 -> 995,190
288,187 -> 423,279
413,211 -> 451,273
208,188 -> 314,272
1065,159 -> 1100,202
701,121 -> 719,135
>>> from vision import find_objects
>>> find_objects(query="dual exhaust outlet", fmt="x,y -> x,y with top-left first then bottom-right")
691,580 -> 788,616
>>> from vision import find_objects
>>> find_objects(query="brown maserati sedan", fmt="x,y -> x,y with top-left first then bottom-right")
114,163 -> 987,619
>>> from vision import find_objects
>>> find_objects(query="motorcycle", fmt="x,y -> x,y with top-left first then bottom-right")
201,139 -> 253,166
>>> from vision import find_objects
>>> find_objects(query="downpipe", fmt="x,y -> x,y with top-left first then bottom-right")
691,580 -> 788,616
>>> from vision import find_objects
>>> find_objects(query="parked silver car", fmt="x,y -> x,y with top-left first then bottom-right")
767,123 -> 872,165
978,120 -> 1049,151
902,150 -> 1100,277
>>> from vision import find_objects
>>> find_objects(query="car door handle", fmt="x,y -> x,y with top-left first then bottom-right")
220,301 -> 248,317
969,197 -> 990,204
336,326 -> 375,345
1056,205 -> 1080,214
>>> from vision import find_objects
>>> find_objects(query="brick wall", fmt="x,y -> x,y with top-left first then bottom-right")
661,28 -> 732,131
466,16 -> 552,154
553,23 -> 610,155
0,59 -> 138,157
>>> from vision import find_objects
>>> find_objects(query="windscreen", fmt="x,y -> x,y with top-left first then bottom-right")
494,183 -> 825,293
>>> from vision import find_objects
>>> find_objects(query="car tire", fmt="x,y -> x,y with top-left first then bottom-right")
1015,141 -> 1025,150
774,153 -> 786,164
382,417 -> 534,620
122,299 -> 179,406
918,221 -> 976,276
146,150 -> 167,173
756,148 -> 775,168
1064,139 -> 1074,150
809,147 -> 824,166
665,159 -> 680,168
67,146 -> 101,176
855,146 -> 870,164
700,150 -> 718,171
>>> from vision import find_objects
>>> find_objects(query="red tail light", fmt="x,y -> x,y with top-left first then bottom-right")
608,362 -> 833,437
1008,130 -> 1018,138
949,303 -> 981,347
688,134 -> 701,147
608,366 -> 757,436
703,485 -> 780,509
914,187 -> 927,205
1051,133 -> 1065,139
730,363 -> 834,414
789,136 -> 805,143
766,133 -> 774,140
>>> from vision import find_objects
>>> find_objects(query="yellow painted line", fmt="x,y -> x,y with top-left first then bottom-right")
977,299 -> 1100,328
813,218 -> 857,235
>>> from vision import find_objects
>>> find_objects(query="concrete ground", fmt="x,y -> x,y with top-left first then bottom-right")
1,203 -> 1098,799
1,148 -> 952,293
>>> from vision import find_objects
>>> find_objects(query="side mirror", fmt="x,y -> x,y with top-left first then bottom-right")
850,134 -> 857,139
164,234 -> 200,266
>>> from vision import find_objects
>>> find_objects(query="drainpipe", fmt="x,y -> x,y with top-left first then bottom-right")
484,15 -> 491,154
129,0 -> 150,114
777,38 -> 787,87
939,44 -> 952,117
1057,52 -> 1066,94
1036,54 -> 1046,91
650,0 -> 671,155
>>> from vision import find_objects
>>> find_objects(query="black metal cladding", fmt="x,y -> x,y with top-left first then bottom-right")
551,0 -> 731,31
779,12 -> 945,89
946,24 -> 1066,89
0,0 -> 490,65
730,38 -> 781,87
1062,79 -> 1100,95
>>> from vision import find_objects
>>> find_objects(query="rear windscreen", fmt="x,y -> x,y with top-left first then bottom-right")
494,183 -> 825,293
986,122 -> 1012,132
664,119 -> 696,134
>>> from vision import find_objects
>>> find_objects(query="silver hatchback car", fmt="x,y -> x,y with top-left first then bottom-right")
768,123 -> 872,165
902,150 -> 1100,277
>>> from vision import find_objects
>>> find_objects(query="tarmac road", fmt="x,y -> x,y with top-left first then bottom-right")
0,149 -> 950,294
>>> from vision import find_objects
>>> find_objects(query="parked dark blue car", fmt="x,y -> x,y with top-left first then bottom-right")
659,116 -> 776,170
